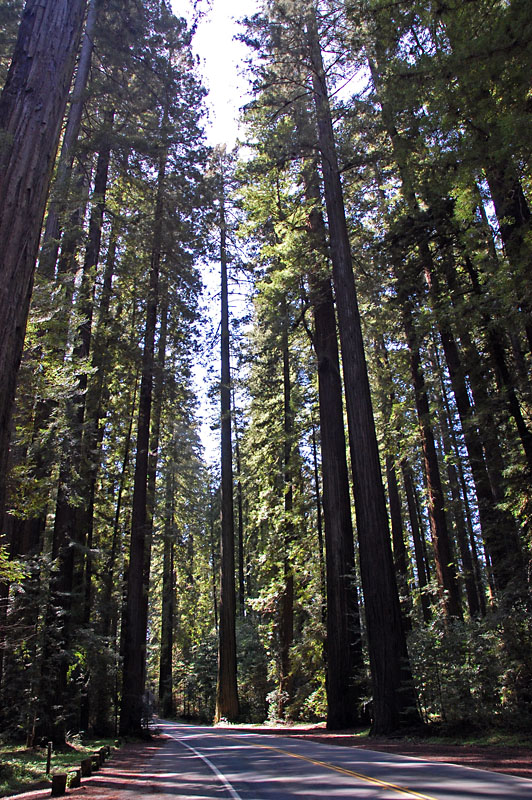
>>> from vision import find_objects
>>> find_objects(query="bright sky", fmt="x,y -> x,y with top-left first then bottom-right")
171,0 -> 259,146
170,0 -> 260,463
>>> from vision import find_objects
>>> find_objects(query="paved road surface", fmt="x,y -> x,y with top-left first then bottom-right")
152,720 -> 532,799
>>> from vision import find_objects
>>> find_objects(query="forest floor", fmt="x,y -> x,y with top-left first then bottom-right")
4,723 -> 532,798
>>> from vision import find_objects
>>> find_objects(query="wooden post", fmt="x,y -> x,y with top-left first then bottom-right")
80,757 -> 92,777
46,742 -> 53,774
69,768 -> 81,788
51,773 -> 67,796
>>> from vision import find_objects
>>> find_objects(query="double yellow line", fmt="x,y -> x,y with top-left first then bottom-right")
220,733 -> 439,800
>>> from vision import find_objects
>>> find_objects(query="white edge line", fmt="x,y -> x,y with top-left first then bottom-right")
168,731 -> 243,800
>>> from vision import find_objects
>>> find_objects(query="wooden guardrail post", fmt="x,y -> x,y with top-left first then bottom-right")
69,767 -> 81,788
80,757 -> 92,777
51,773 -> 67,796
46,742 -> 53,774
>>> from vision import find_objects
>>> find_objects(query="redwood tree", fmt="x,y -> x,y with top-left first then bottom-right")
0,0 -> 88,515
215,150 -> 240,723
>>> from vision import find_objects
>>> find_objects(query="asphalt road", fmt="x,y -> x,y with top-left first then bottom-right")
152,719 -> 532,799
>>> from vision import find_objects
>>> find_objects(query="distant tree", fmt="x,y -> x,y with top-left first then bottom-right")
215,149 -> 240,723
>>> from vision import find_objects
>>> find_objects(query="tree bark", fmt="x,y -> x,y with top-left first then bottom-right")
38,0 -> 99,280
301,156 -> 363,728
306,8 -> 418,733
0,0 -> 88,517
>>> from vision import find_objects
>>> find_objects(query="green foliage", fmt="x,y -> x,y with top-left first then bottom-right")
0,547 -> 26,584
0,737 -> 115,797
0,0 -> 23,85
237,617 -> 270,722
409,607 -> 532,727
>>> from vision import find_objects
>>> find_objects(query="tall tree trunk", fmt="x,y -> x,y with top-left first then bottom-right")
215,159 -> 239,722
400,299 -> 463,620
429,343 -> 481,617
278,313 -> 294,720
401,461 -> 432,623
46,137 -> 111,738
94,364 -> 139,736
302,155 -> 363,729
459,255 -> 532,472
386,454 -> 413,631
436,364 -> 487,616
457,326 -> 527,596
374,339 -> 414,630
209,484 -> 219,633
232,389 -> 246,618
38,0 -> 99,280
159,464 -> 175,718
369,61 -> 462,620
310,423 -> 326,629
79,204 -> 118,618
0,0 -> 88,517
306,9 -> 418,733
140,285 -> 169,695
120,138 -> 167,735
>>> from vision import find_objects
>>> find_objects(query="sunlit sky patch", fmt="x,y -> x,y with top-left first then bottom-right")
171,0 -> 259,146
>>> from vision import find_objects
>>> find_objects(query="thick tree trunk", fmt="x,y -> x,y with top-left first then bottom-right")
215,169 -> 239,722
302,158 -> 363,729
0,0 -> 88,517
38,0 -> 99,280
306,9 -> 418,734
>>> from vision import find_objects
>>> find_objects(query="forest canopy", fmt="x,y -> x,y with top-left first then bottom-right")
0,0 -> 531,744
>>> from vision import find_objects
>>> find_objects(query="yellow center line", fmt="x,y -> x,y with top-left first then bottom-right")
218,733 -> 439,800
